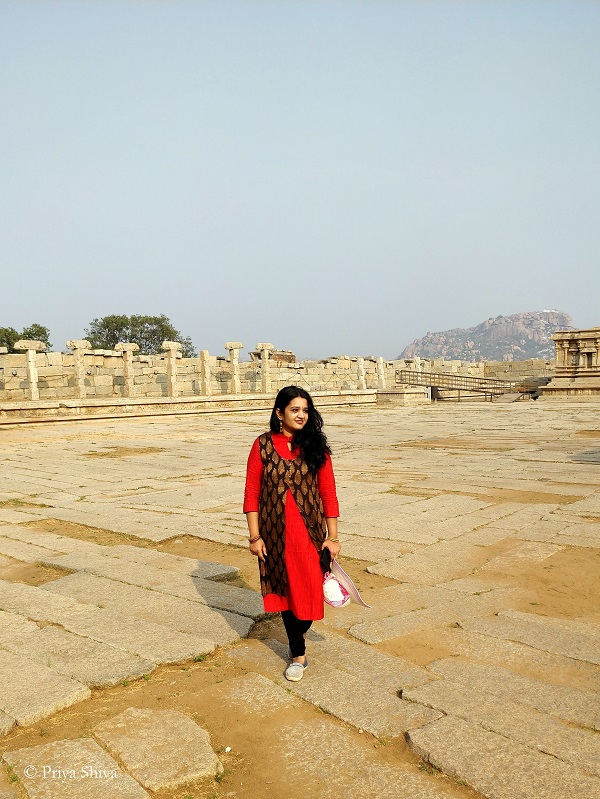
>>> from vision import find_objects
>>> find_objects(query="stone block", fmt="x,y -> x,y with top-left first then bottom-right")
94,708 -> 222,790
0,612 -> 155,687
205,672 -> 297,715
0,579 -> 214,665
479,541 -> 563,573
407,716 -> 600,799
404,679 -> 600,776
106,544 -> 238,579
0,535 -> 60,562
465,610 -> 600,665
367,537 -> 506,584
348,588 -> 514,644
3,738 -> 150,798
429,659 -> 600,729
0,650 -> 90,726
273,718 -> 459,799
14,340 -> 46,351
306,630 -> 431,691
45,572 -> 253,644
291,664 -> 441,738
0,710 -> 15,736
43,551 -> 264,618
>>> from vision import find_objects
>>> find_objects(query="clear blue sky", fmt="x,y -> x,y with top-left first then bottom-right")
1,1 -> 599,358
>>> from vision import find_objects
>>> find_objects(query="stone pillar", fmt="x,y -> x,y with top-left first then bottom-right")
200,350 -> 212,395
376,357 -> 386,390
256,342 -> 274,393
115,342 -> 140,398
225,342 -> 243,394
14,340 -> 46,401
357,357 -> 367,390
66,339 -> 92,399
161,341 -> 182,397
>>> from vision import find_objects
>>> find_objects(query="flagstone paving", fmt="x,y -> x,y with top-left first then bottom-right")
0,402 -> 599,798
93,708 -> 223,791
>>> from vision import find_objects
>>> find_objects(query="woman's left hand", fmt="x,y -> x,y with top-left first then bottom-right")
322,539 -> 341,561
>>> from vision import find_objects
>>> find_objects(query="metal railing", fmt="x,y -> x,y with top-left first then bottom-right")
396,370 -> 515,395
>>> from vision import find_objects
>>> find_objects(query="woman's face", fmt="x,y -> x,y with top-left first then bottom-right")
277,395 -> 309,434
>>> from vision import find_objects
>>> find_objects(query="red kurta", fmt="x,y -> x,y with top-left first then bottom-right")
243,432 -> 339,619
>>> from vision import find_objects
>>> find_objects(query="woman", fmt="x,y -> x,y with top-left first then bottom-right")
244,386 -> 341,682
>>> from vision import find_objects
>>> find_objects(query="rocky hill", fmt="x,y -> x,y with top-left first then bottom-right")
400,311 -> 573,362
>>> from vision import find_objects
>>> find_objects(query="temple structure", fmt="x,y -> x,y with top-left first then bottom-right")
540,327 -> 600,398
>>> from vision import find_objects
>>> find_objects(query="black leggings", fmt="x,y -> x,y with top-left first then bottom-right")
281,610 -> 312,658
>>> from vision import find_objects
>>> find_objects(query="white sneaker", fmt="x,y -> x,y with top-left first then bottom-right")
285,658 -> 308,682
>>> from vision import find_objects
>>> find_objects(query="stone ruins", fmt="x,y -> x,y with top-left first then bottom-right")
0,338 -> 555,409
539,327 -> 600,399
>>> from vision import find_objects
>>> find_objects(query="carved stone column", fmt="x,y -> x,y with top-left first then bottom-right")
225,342 -> 243,394
14,340 -> 46,400
115,342 -> 140,398
376,356 -> 386,390
256,343 -> 274,393
161,341 -> 182,397
200,350 -> 212,395
67,339 -> 92,399
357,357 -> 367,390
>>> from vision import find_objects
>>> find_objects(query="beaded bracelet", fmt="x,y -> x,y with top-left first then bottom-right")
248,535 -> 262,544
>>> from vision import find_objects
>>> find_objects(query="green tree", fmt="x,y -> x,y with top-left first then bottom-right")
0,327 -> 20,352
85,314 -> 197,357
21,323 -> 52,350
0,324 -> 51,352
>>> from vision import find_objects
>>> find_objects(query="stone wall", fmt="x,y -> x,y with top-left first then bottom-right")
0,340 -> 556,404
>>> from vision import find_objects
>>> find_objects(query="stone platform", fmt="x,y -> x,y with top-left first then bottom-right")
0,402 -> 599,798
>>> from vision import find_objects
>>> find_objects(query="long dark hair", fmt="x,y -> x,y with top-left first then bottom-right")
269,386 -> 331,473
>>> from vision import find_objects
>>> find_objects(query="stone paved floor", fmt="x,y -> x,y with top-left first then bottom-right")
0,402 -> 599,799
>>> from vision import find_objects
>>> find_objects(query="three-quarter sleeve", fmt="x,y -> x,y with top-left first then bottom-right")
318,453 -> 339,517
243,438 -> 263,513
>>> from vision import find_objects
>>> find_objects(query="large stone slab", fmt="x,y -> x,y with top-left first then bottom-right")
0,525 -> 239,579
429,659 -> 600,729
2,738 -> 149,798
291,663 -> 441,738
231,638 -> 439,737
0,535 -> 60,563
275,718 -> 458,799
0,525 -> 122,555
321,584 -> 455,631
348,588 -> 515,644
367,538 -> 504,584
204,670 -> 457,799
0,579 -> 214,664
404,679 -> 600,776
0,650 -> 90,726
419,625 -> 600,694
306,630 -> 431,691
0,617 -> 154,688
45,572 -> 253,643
465,610 -> 600,665
205,672 -> 297,714
42,551 -> 264,618
407,716 -> 600,799
340,534 -> 415,561
103,544 -> 238,579
94,708 -> 222,791
0,710 -> 15,736
478,541 -> 563,573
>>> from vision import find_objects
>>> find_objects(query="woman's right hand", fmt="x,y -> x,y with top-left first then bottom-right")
249,537 -> 267,562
